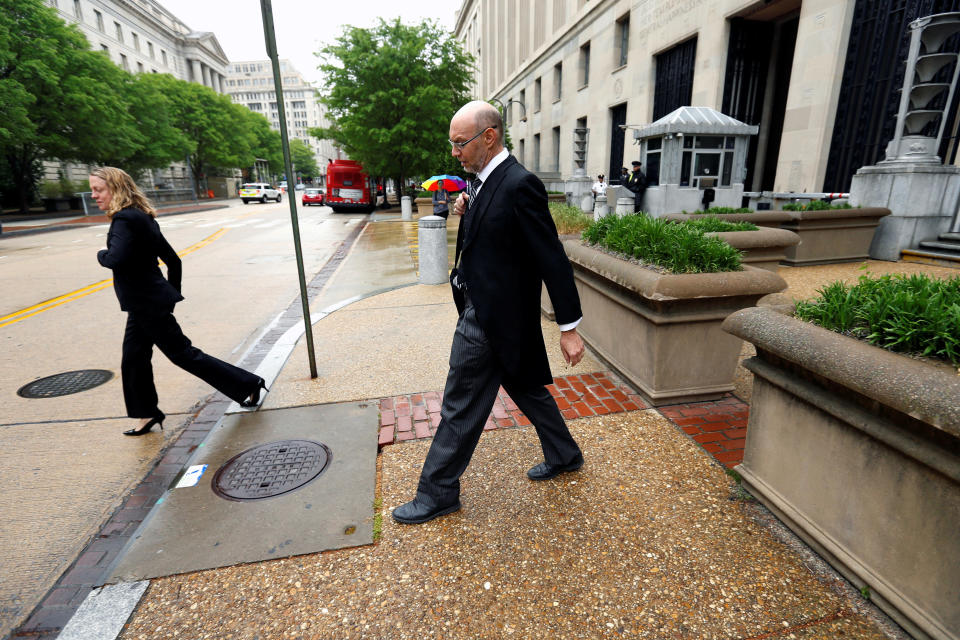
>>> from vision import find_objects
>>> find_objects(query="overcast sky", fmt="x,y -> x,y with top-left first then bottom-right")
158,0 -> 461,86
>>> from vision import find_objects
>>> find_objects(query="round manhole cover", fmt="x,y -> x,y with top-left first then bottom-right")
17,369 -> 114,398
212,440 -> 332,501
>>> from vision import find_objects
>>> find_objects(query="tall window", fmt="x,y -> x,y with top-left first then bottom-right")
161,50 -> 167,66
533,133 -> 541,171
132,32 -> 140,51
519,138 -> 525,165
534,77 -> 542,112
114,22 -> 123,43
653,36 -> 697,120
616,14 -> 630,67
148,42 -> 154,59
519,89 -> 526,119
579,42 -> 590,87
120,53 -> 129,71
94,9 -> 103,31
73,0 -> 81,19
100,44 -> 108,54
137,61 -> 144,73
553,62 -> 562,101
552,126 -> 561,171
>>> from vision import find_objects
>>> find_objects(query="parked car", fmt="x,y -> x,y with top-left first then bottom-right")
240,183 -> 282,204
302,188 -> 324,206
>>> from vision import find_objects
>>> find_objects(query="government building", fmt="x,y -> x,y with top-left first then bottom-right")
453,0 -> 960,197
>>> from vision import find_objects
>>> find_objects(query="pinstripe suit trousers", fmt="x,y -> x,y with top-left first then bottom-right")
416,296 -> 582,506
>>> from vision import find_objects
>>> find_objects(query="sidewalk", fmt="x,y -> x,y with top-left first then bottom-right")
27,213 -> 960,638
0,200 -> 232,237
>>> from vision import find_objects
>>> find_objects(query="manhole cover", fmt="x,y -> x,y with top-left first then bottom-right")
212,440 -> 332,501
17,369 -> 114,398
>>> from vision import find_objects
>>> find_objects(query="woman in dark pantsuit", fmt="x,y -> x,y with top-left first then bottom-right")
91,167 -> 266,436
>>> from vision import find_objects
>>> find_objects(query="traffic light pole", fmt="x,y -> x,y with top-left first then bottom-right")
259,0 -> 318,378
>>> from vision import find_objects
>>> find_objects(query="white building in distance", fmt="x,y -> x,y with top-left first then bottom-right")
225,59 -> 339,185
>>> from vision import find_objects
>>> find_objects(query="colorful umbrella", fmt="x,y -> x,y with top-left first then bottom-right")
422,175 -> 467,192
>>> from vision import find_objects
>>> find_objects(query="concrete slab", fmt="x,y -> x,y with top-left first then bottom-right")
105,402 -> 378,583
56,581 -> 148,640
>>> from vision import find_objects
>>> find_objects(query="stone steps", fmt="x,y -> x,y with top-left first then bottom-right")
902,232 -> 960,268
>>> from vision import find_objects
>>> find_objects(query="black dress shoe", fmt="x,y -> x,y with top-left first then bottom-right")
527,455 -> 584,480
392,497 -> 461,525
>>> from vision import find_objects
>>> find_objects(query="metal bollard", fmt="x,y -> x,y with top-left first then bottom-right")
594,194 -> 609,217
401,195 -> 412,220
418,215 -> 448,285
616,197 -> 633,215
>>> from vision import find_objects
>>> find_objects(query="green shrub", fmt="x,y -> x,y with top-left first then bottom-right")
783,200 -> 853,211
549,202 -> 593,235
683,216 -> 759,233
686,206 -> 754,214
581,214 -> 743,273
794,273 -> 960,365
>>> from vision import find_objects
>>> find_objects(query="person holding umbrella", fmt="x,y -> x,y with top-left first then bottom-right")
422,175 -> 467,220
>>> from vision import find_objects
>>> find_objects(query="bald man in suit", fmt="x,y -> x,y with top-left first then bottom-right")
393,101 -> 585,524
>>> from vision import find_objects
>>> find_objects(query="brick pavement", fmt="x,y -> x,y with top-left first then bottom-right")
378,371 -> 750,470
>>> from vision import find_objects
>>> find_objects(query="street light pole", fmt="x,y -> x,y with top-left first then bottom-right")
259,0 -> 318,378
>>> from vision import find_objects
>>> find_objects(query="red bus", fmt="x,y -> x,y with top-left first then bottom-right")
325,159 -> 376,213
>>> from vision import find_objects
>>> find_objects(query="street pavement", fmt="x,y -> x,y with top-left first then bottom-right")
4,201 -> 956,639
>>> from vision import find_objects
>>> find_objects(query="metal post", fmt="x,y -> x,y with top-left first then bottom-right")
260,0 -> 318,378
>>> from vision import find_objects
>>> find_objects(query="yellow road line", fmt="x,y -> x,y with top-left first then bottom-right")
0,228 -> 227,329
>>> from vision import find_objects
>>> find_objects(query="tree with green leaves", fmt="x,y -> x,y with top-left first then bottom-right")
145,73 -> 269,193
289,138 -> 319,180
0,0 -> 144,211
312,18 -> 474,199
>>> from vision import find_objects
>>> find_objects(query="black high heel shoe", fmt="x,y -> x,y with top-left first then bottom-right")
124,411 -> 164,436
240,378 -> 268,408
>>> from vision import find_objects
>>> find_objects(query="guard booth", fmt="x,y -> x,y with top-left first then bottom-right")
633,106 -> 757,216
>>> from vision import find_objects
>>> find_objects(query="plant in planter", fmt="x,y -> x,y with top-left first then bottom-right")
39,178 -> 79,212
564,214 -> 786,405
723,272 -> 960,640
674,216 -> 800,273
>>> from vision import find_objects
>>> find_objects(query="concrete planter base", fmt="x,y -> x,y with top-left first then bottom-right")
780,207 -> 890,265
563,241 -> 785,405
723,307 -> 960,640
414,197 -> 433,216
663,211 -> 793,228
707,228 -> 800,272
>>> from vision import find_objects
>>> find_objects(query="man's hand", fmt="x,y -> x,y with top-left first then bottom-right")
454,192 -> 468,216
560,328 -> 584,367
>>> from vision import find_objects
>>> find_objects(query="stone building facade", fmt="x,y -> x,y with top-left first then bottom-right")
225,60 -> 339,185
50,0 -> 228,92
453,0 -> 960,197
46,0 -> 230,187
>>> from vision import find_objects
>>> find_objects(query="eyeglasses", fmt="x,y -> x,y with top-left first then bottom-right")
449,127 -> 492,151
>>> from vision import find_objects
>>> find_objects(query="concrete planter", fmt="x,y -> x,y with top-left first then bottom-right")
707,228 -> 800,272
662,211 -> 793,228
779,207 -> 890,265
723,307 -> 960,640
415,197 -> 433,216
547,193 -> 567,204
563,240 -> 786,405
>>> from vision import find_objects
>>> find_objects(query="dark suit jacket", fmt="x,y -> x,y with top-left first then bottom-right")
456,155 -> 581,388
97,207 -> 183,312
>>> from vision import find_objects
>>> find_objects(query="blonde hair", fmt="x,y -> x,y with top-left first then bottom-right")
89,167 -> 156,218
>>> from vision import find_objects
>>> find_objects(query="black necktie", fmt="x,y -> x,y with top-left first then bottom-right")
468,178 -> 482,209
